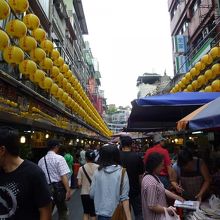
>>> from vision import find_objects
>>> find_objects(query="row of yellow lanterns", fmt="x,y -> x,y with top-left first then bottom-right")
0,0 -> 111,137
171,46 -> 220,93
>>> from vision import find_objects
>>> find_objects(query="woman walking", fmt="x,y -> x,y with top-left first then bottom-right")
77,150 -> 98,220
90,144 -> 132,220
142,152 -> 184,220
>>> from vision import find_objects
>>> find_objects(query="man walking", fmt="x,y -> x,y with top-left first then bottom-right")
120,136 -> 144,220
0,127 -> 51,220
38,139 -> 71,220
144,133 -> 172,189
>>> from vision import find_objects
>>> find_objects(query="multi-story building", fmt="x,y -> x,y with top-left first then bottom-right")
167,0 -> 220,93
0,0 -> 110,151
137,72 -> 171,98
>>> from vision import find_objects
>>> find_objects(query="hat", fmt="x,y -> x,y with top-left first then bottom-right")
153,133 -> 165,143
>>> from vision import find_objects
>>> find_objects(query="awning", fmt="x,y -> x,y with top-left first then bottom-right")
127,92 -> 220,131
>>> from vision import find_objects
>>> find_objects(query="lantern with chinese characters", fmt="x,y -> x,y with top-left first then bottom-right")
65,70 -> 72,79
32,28 -> 46,42
6,19 -> 27,38
34,69 -> 45,83
190,67 -> 198,78
51,49 -> 60,60
62,78 -> 68,88
56,73 -> 64,84
19,59 -> 37,75
0,0 -> 10,20
204,69 -> 213,81
66,82 -> 71,93
192,80 -> 198,90
197,75 -> 205,87
3,46 -> 24,64
210,47 -> 220,59
204,86 -> 212,92
50,83 -> 58,95
39,57 -> 53,70
211,63 -> 220,76
57,88 -> 64,99
8,0 -> 29,13
187,84 -> 193,92
0,30 -> 10,51
211,80 -> 220,91
50,66 -> 60,78
201,54 -> 213,65
19,36 -> 37,51
30,48 -> 46,62
23,13 -> 40,30
185,72 -> 192,81
54,57 -> 64,67
60,64 -> 69,73
40,39 -> 54,54
43,77 -> 53,89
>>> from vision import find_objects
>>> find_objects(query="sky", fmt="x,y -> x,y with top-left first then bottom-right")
82,0 -> 174,107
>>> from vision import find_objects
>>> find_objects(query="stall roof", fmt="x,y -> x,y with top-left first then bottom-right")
127,92 -> 220,131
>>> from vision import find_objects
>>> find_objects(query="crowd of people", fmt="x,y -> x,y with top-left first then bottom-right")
1,126 -> 220,220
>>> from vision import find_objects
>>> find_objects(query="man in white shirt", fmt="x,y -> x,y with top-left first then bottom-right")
38,139 -> 71,220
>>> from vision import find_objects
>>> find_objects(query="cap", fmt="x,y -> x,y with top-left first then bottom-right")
153,133 -> 165,143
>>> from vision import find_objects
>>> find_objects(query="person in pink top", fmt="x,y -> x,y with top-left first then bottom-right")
144,133 -> 172,189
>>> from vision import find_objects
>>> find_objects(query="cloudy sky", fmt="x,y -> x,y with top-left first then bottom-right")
82,0 -> 173,107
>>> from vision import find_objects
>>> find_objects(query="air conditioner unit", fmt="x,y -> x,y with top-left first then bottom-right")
202,27 -> 209,39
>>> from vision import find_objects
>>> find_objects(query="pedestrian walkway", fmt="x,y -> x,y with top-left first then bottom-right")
52,189 -> 83,220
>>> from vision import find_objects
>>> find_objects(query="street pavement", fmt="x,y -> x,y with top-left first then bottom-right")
53,189 -> 83,220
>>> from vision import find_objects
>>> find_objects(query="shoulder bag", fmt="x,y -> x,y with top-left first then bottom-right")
44,156 -> 66,203
111,168 -> 127,220
82,165 -> 92,184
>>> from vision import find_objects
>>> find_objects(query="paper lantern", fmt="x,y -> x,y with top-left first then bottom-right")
200,89 -> 205,92
185,72 -> 191,81
56,88 -> 64,99
211,63 -> 220,76
187,84 -> 193,92
23,13 -> 40,30
50,83 -> 58,95
0,0 -> 10,20
183,89 -> 188,92
32,28 -> 46,42
204,86 -> 212,92
66,82 -> 71,92
192,80 -> 198,90
50,66 -> 60,78
56,73 -> 64,83
19,36 -> 37,51
51,49 -> 60,60
70,87 -> 76,96
6,19 -> 27,38
34,69 -> 45,83
201,54 -> 213,65
197,75 -> 205,87
43,77 -> 53,89
0,30 -> 10,51
40,40 -> 54,53
30,48 -> 46,62
38,80 -> 46,89
190,67 -> 198,77
64,70 -> 72,79
195,62 -> 202,72
19,59 -> 37,75
62,78 -> 68,88
54,57 -> 64,67
29,72 -> 35,82
3,46 -> 24,64
211,80 -> 220,91
181,77 -> 187,85
62,92 -> 68,102
210,47 -> 219,59
60,64 -> 69,73
8,0 -> 29,13
39,57 -> 53,70
204,69 -> 213,81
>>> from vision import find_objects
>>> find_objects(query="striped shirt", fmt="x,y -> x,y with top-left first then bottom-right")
141,174 -> 167,220
38,151 -> 70,184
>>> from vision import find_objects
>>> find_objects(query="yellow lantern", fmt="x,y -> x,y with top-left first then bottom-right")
54,57 -> 64,67
183,89 -> 188,92
181,77 -> 187,85
3,46 -> 24,64
38,80 -> 46,89
195,62 -> 202,72
197,75 -> 205,87
187,84 -> 193,92
190,67 -> 198,78
210,47 -> 219,59
200,89 -> 205,92
34,69 -> 45,83
19,36 -> 37,51
8,0 -> 29,13
19,59 -> 37,75
66,97 -> 72,106
60,64 -> 69,73
30,48 -> 46,62
211,80 -> 220,91
50,66 -> 60,78
204,69 -> 213,81
43,77 -> 53,89
185,72 -> 192,81
70,87 -> 75,96
62,78 -> 68,88
211,63 -> 220,76
62,92 -> 68,102
192,80 -> 198,90
32,28 -> 46,42
51,49 -> 60,60
40,39 -> 54,53
56,73 -> 64,83
66,82 -> 71,92
23,13 -> 40,30
65,70 -> 72,79
0,0 -> 10,20
0,30 -> 10,51
39,57 -> 53,70
201,54 -> 213,65
6,19 -> 27,38
204,86 -> 212,92
50,83 -> 58,95
56,88 -> 64,99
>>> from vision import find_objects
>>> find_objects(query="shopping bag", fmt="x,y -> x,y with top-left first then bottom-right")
163,207 -> 180,220
112,202 -> 126,220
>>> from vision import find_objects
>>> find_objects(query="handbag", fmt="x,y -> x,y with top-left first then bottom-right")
111,168 -> 127,220
44,156 -> 66,203
163,207 -> 180,220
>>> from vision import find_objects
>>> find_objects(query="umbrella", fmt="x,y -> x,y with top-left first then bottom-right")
177,97 -> 220,131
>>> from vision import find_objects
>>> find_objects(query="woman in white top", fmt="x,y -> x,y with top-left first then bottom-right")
77,150 -> 98,220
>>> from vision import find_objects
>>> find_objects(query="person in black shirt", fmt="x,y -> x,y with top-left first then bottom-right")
120,136 -> 144,220
0,127 -> 52,220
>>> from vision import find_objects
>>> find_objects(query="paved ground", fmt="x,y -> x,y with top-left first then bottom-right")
53,189 -> 83,220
